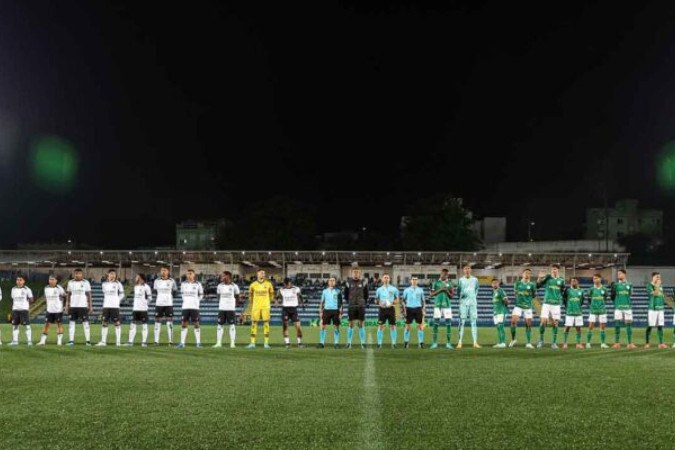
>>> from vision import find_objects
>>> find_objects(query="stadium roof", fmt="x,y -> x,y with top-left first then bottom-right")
0,250 -> 630,269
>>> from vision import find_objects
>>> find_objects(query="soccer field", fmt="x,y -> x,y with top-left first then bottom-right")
2,324 -> 675,449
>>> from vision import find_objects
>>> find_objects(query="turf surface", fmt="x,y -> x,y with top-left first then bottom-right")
1,324 -> 675,449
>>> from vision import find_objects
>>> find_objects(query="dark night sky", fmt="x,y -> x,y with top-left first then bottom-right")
2,1 -> 675,247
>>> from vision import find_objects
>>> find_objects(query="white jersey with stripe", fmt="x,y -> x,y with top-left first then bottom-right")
133,284 -> 153,312
11,286 -> 33,311
67,279 -> 92,308
45,285 -> 66,313
217,283 -> 240,311
181,281 -> 204,310
153,278 -> 176,307
102,281 -> 125,308
279,287 -> 301,307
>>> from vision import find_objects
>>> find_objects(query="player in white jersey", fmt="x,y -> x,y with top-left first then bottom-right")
97,269 -> 125,347
38,275 -> 67,346
65,268 -> 93,346
125,274 -> 153,347
9,274 -> 34,346
214,271 -> 241,348
178,269 -> 204,348
153,266 -> 177,345
274,277 -> 305,349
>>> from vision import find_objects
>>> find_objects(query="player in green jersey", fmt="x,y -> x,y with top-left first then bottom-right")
537,264 -> 565,349
585,274 -> 610,349
562,278 -> 584,349
610,269 -> 635,349
429,268 -> 455,349
646,272 -> 667,349
491,278 -> 508,348
509,269 -> 537,348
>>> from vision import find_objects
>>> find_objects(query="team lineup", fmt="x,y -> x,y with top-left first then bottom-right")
1,264 -> 672,350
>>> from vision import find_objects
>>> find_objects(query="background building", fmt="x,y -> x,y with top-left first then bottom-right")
585,199 -> 662,241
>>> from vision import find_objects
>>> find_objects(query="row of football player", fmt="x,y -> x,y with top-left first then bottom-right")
1,265 -> 669,350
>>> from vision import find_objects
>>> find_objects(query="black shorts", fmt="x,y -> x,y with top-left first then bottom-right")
405,307 -> 423,325
12,310 -> 29,326
132,311 -> 149,323
102,308 -> 120,323
348,306 -> 366,322
155,306 -> 174,318
45,313 -> 63,324
282,307 -> 300,323
69,307 -> 90,322
322,310 -> 341,326
218,310 -> 236,325
378,307 -> 396,325
181,309 -> 200,323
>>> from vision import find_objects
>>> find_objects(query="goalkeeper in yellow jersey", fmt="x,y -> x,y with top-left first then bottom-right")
247,269 -> 275,349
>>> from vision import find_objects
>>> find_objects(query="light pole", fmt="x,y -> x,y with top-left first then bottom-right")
528,221 -> 535,242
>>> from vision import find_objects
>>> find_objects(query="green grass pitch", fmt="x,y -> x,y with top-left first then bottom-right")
2,324 -> 675,449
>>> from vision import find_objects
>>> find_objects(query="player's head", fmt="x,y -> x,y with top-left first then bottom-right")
73,268 -> 84,280
135,273 -> 146,284
48,274 -> 58,286
463,264 -> 471,276
257,269 -> 266,281
570,277 -> 579,288
617,269 -> 626,281
652,272 -> 661,284
382,274 -> 391,284
186,269 -> 195,282
593,273 -> 602,285
551,264 -> 560,276
327,277 -> 336,288
351,268 -> 361,280
16,274 -> 25,287
491,278 -> 499,288
222,271 -> 232,283
440,268 -> 449,280
283,277 -> 292,287
522,268 -> 531,280
411,276 -> 419,287
160,266 -> 169,278
107,269 -> 117,282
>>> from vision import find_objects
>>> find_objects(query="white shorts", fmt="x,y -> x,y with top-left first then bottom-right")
433,307 -> 452,320
614,309 -> 633,322
512,307 -> 533,320
564,315 -> 583,327
493,314 -> 505,325
648,310 -> 665,327
588,314 -> 608,324
541,304 -> 561,321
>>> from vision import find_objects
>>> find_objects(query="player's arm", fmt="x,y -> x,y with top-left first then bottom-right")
298,291 -> 305,309
338,291 -> 343,317
86,283 -> 93,313
268,282 -> 274,301
27,288 -> 34,305
146,285 -> 153,302
319,291 -> 325,319
429,282 -> 440,298
343,283 -> 350,303
118,282 -> 125,303
501,288 -> 509,306
610,282 -> 617,301
198,282 -> 204,302
536,273 -> 548,288
273,289 -> 281,307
